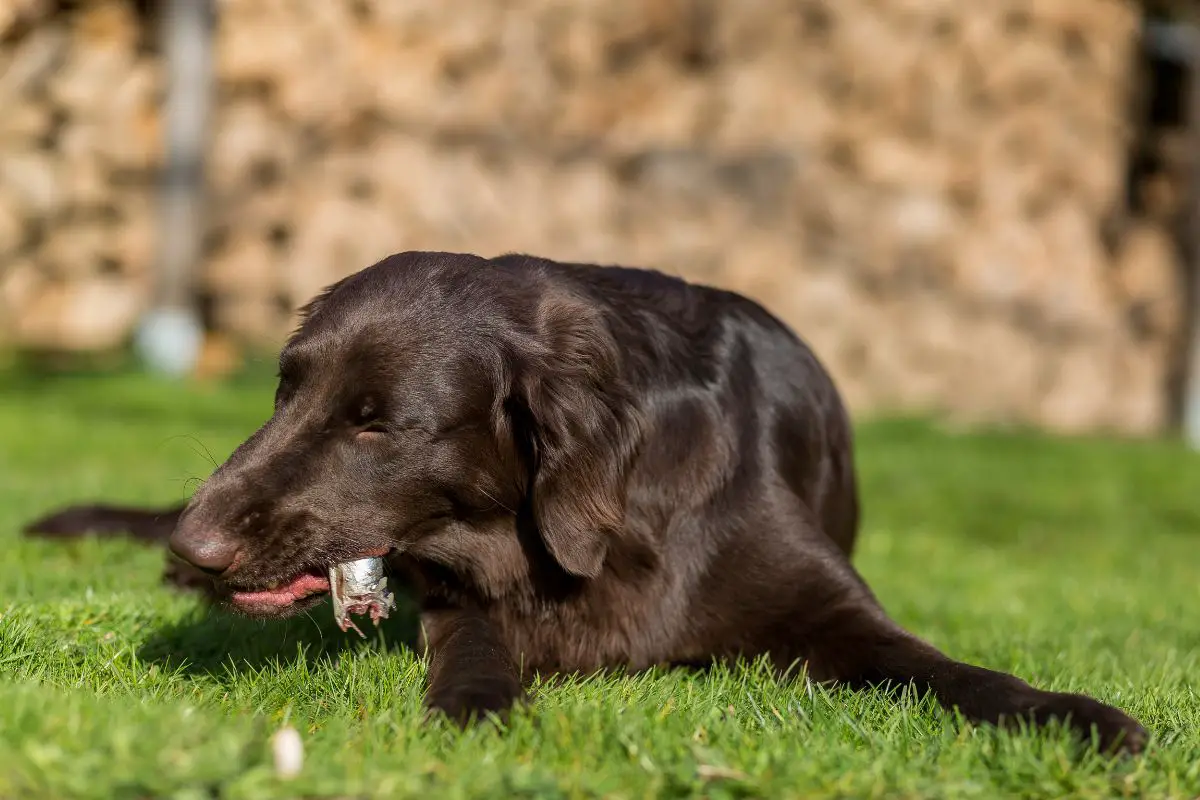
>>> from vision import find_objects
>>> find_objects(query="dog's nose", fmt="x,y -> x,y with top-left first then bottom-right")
169,525 -> 241,575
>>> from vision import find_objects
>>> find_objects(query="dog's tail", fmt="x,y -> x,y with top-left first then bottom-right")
23,502 -> 220,596
22,503 -> 186,543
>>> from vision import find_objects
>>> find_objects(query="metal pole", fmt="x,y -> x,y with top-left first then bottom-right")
134,0 -> 213,377
1184,28 -> 1200,447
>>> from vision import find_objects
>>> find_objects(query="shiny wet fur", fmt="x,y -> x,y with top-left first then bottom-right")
25,251 -> 1147,754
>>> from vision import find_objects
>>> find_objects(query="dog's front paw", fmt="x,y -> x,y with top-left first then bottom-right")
425,676 -> 525,727
162,558 -> 219,596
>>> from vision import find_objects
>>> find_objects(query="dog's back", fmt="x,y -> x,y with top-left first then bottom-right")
492,253 -> 860,557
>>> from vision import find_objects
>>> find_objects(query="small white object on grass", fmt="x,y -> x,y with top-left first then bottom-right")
271,726 -> 304,779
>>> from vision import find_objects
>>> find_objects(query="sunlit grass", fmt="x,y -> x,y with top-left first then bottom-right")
1,368 -> 1197,798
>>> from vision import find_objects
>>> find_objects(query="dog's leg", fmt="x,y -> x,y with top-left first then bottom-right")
765,536 -> 1147,754
420,605 -> 525,726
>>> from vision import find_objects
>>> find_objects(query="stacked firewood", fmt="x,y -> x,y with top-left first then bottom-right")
0,0 -> 1184,433
0,0 -> 158,350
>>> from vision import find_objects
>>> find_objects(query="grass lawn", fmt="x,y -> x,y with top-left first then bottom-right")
1,365 -> 1198,799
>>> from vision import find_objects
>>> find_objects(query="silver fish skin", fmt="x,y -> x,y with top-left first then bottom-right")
328,557 -> 395,638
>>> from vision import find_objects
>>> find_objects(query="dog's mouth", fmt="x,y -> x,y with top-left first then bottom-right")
221,547 -> 394,617
226,565 -> 331,613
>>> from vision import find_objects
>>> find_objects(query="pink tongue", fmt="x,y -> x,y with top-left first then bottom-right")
231,572 -> 331,607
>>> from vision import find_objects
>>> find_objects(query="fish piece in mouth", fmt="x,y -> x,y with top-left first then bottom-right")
328,557 -> 395,638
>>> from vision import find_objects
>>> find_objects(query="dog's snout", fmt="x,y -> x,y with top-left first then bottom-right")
169,523 -> 241,575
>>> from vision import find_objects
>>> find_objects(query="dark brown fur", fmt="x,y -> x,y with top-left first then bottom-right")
25,251 -> 1146,753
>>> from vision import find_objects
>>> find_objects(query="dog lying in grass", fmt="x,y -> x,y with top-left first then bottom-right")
25,250 -> 1147,754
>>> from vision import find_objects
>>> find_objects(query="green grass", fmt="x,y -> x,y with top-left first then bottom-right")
1,366 -> 1198,799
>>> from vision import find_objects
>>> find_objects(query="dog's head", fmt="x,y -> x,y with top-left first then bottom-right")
170,252 -> 641,616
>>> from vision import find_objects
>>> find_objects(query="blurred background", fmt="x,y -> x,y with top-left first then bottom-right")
1,0 -> 1199,439
6,5 -> 1200,792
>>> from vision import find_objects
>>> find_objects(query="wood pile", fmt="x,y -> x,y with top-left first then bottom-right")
0,0 -> 1187,434
0,0 -> 159,350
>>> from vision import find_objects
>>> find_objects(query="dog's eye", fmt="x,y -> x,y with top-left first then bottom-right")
350,397 -> 388,437
357,421 -> 389,436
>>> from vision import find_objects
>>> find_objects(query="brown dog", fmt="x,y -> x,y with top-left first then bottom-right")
26,251 -> 1146,753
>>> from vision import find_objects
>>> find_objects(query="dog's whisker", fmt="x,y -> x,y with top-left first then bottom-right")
478,487 -> 516,516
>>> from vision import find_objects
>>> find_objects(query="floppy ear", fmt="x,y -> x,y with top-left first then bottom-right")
511,293 -> 641,579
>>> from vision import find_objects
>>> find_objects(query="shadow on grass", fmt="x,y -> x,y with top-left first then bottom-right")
134,583 -> 721,691
135,590 -> 424,683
